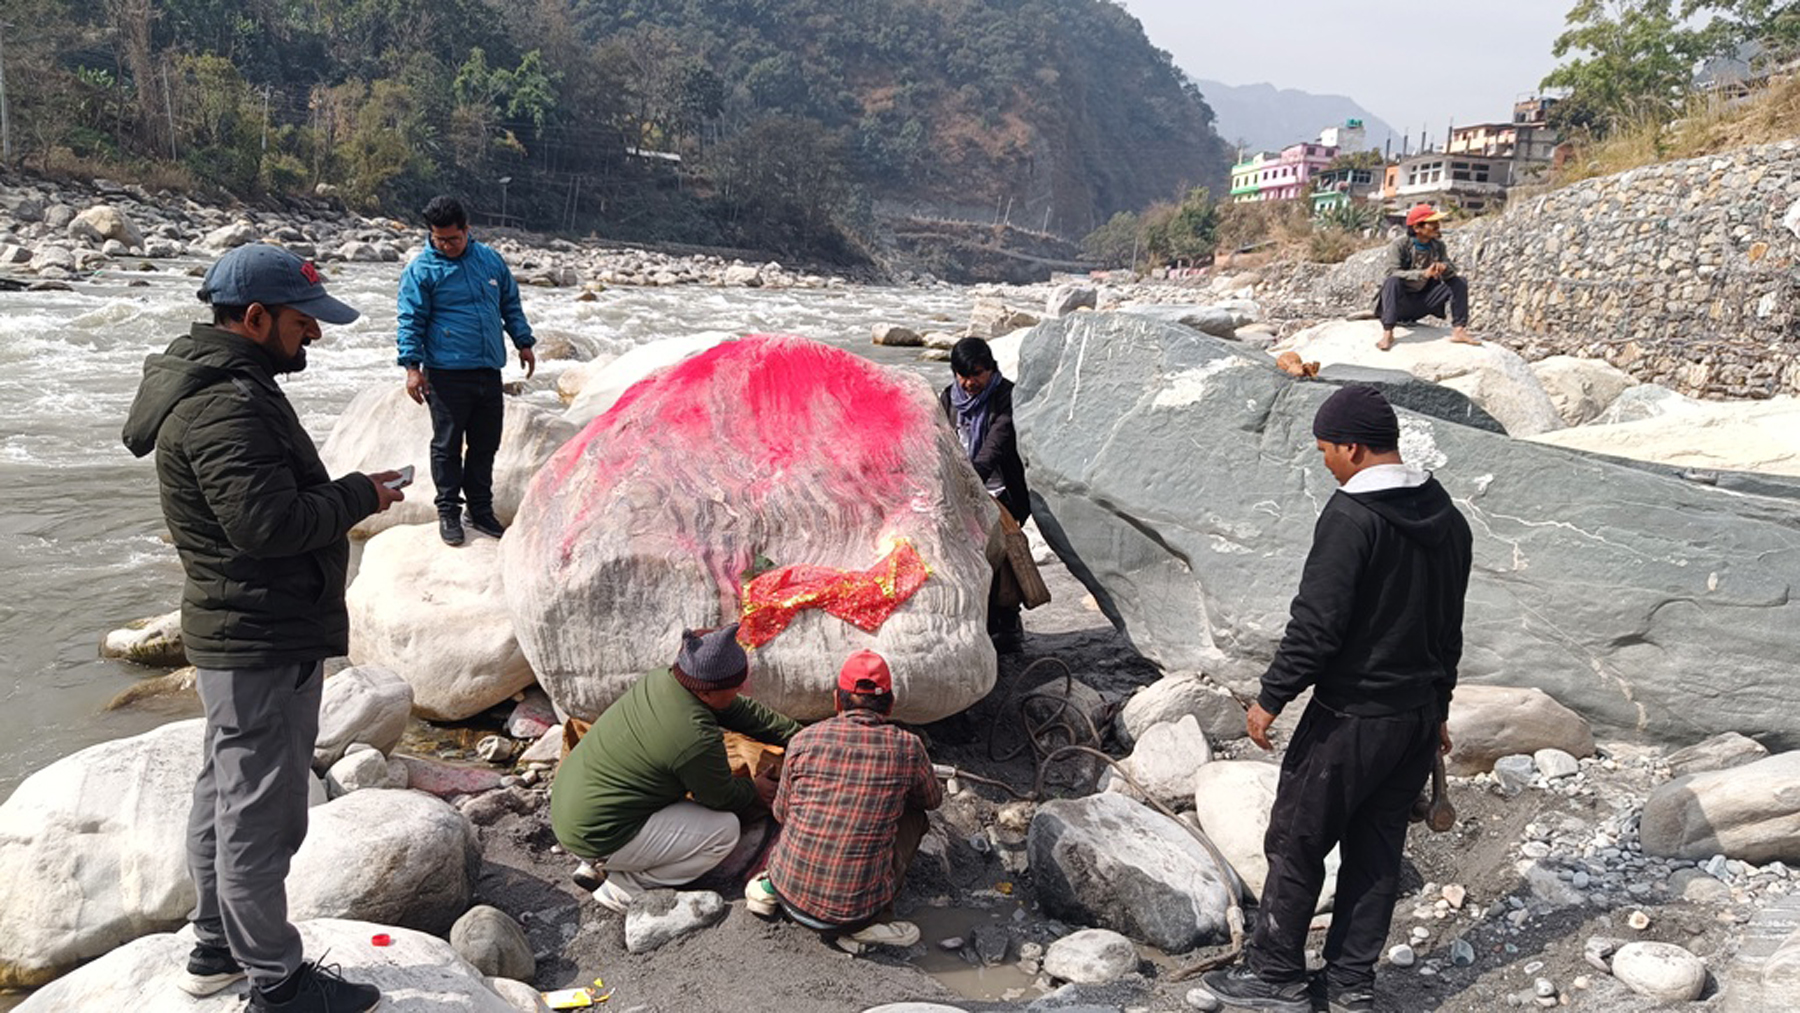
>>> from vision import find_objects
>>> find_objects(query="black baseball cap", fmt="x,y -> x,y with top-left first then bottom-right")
199,243 -> 359,325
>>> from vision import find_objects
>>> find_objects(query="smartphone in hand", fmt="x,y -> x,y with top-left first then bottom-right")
383,465 -> 414,490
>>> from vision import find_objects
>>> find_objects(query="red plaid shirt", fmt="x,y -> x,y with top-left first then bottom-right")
766,708 -> 942,925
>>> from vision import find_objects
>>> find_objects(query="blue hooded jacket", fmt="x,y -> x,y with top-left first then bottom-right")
395,239 -> 534,370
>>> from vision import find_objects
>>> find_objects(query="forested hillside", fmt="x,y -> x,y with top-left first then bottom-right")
0,0 -> 1229,262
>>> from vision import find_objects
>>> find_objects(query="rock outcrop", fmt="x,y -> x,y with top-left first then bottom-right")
1640,751 -> 1800,864
505,335 -> 998,725
1014,313 -> 1800,747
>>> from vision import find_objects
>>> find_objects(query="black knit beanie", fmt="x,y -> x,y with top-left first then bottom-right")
671,624 -> 748,692
1312,384 -> 1399,450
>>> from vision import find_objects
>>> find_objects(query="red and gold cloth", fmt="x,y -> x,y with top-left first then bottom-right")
738,540 -> 931,648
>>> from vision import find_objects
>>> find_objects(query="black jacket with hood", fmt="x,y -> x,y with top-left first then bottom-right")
1258,471 -> 1473,721
938,378 -> 1031,524
122,324 -> 379,669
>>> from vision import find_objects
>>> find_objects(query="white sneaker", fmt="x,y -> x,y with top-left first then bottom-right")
592,875 -> 638,914
743,873 -> 779,918
845,920 -> 920,949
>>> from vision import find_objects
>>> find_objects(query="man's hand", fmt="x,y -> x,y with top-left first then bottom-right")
404,367 -> 429,405
1426,262 -> 1447,279
752,771 -> 779,807
1439,721 -> 1454,756
519,346 -> 537,379
368,471 -> 406,512
1246,702 -> 1278,751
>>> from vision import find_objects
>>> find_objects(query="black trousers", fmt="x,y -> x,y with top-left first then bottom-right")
425,367 -> 504,518
1248,701 -> 1438,990
1378,274 -> 1470,329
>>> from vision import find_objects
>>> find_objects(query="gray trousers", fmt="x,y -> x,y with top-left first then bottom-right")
187,662 -> 322,990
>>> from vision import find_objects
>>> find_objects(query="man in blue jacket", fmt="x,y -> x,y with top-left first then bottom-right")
396,195 -> 536,546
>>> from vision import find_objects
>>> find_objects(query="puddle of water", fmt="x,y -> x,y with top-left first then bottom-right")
907,903 -> 1041,1002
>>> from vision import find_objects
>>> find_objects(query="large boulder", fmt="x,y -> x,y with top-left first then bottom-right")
451,905 -> 535,981
1116,674 -> 1246,748
1125,304 -> 1239,339
1526,396 -> 1800,478
1639,751 -> 1800,864
320,385 -> 578,537
15,920 -> 518,1012
101,609 -> 186,667
347,524 -> 534,721
1665,731 -> 1770,778
68,205 -> 144,249
290,789 -> 479,933
1014,313 -> 1800,748
1277,319 -> 1564,436
1530,355 -> 1639,427
1027,791 -> 1234,952
504,335 -> 998,724
561,333 -> 734,427
1101,715 -> 1211,806
1445,685 -> 1595,776
0,720 -> 204,987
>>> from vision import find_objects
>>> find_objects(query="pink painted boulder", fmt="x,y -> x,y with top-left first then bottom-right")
502,335 -> 997,724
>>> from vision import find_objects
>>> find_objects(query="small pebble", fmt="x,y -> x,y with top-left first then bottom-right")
1628,909 -> 1651,931
1442,884 -> 1466,909
1524,960 -> 1544,974
1411,926 -> 1431,942
1184,988 -> 1223,1012
939,936 -> 964,950
1573,975 -> 1590,989
1388,944 -> 1416,968
1451,938 -> 1475,967
1535,976 -> 1557,998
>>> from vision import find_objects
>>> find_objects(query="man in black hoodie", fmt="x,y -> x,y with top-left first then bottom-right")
1203,385 -> 1473,1013
123,244 -> 404,1013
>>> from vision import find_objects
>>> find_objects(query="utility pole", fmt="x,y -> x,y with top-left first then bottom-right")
0,21 -> 13,164
162,64 -> 177,161
261,85 -> 270,152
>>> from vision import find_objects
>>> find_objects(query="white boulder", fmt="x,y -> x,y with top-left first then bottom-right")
1278,319 -> 1564,436
15,920 -> 518,1011
1610,940 -> 1708,1002
1102,715 -> 1211,806
0,720 -> 204,987
1042,928 -> 1138,984
289,789 -> 479,933
1640,751 -> 1800,864
1191,759 -> 1340,909
1446,685 -> 1594,776
320,385 -> 578,537
101,609 -> 185,667
314,666 -> 414,768
68,205 -> 144,249
347,524 -> 534,722
1527,395 -> 1800,478
1530,355 -> 1638,426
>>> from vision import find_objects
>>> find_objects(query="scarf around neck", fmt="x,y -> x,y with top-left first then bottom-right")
950,370 -> 1001,461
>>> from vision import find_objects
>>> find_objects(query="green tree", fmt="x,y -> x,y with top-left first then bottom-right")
1542,0 -> 1710,135
1080,211 -> 1141,268
1142,187 -> 1218,266
175,52 -> 262,194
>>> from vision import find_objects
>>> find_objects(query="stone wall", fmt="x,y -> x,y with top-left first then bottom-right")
1276,141 -> 1800,399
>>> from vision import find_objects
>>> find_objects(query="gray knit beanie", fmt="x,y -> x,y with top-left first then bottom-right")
671,624 -> 748,692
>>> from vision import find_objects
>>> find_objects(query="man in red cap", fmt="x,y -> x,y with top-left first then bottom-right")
1375,204 -> 1479,351
746,650 -> 943,952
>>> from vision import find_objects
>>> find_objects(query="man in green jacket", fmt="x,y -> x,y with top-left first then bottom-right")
123,244 -> 405,1013
551,623 -> 800,912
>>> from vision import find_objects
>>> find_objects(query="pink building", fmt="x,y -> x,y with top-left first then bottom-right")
1254,141 -> 1339,202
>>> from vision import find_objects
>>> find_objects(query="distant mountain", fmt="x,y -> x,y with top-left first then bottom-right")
1194,80 -> 1400,157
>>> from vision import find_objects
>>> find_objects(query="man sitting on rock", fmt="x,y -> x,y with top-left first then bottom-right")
1202,385 -> 1473,1013
549,624 -> 799,912
1375,204 -> 1479,351
744,650 -> 942,952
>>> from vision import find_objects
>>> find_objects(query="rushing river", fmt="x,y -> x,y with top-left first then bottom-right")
0,259 -> 978,795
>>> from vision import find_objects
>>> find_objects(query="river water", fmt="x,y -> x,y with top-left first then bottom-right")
0,261 -> 977,795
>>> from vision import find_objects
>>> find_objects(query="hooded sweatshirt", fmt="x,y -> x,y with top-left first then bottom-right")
1258,464 -> 1473,721
122,324 -> 379,668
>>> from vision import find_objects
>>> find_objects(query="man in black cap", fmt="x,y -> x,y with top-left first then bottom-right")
549,623 -> 801,912
1203,385 -> 1473,1013
124,244 -> 406,1012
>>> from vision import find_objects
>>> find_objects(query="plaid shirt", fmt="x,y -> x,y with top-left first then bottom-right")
766,708 -> 942,925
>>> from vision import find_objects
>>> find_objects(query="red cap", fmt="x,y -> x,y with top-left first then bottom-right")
838,650 -> 893,695
1406,204 -> 1446,228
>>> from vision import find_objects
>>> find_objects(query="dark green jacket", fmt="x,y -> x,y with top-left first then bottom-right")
550,668 -> 801,859
122,324 -> 379,669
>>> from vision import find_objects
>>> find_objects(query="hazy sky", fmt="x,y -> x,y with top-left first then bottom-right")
1120,0 -> 1580,137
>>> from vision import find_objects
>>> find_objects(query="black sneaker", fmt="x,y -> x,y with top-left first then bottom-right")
1198,963 -> 1311,1012
248,957 -> 381,1012
176,942 -> 246,997
439,513 -> 466,546
464,512 -> 506,539
1327,983 -> 1375,1013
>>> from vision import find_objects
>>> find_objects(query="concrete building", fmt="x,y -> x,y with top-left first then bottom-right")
1391,153 -> 1513,214
1230,152 -> 1274,203
1311,166 -> 1380,215
1256,141 -> 1339,202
